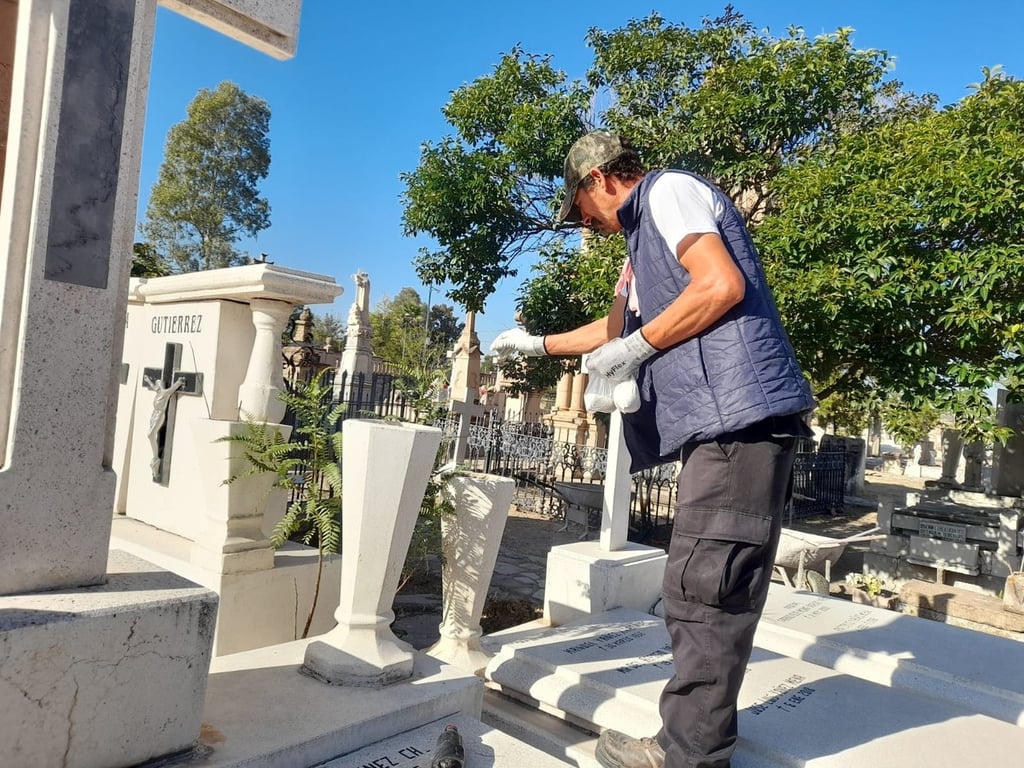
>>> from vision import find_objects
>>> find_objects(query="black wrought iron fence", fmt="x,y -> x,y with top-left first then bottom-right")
283,391 -> 845,539
281,369 -> 426,506
434,417 -> 680,540
790,450 -> 846,521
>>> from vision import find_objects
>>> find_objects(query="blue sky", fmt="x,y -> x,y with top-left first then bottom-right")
138,1 -> 1024,351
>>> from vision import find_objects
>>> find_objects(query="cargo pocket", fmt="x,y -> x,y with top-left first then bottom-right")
663,507 -> 775,614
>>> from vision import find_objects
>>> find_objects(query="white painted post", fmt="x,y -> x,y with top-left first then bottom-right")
449,397 -> 482,464
600,411 -> 632,551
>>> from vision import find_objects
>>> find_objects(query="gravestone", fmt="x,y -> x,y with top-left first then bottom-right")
484,607 -> 1024,766
335,269 -> 374,400
199,647 -> 484,766
113,264 -> 345,654
0,2 -> 303,765
991,388 -> 1024,497
931,427 -> 964,487
962,439 -> 986,490
819,433 -> 865,495
543,399 -> 666,626
756,585 -> 1024,725
317,715 -> 570,768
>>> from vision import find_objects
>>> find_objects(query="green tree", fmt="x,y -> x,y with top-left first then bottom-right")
313,313 -> 345,347
427,303 -> 465,349
401,49 -> 590,311
369,288 -> 464,370
142,81 -> 271,272
401,8 -> 908,316
755,69 -> 1024,441
588,8 -> 925,221
404,8 -> 916,395
130,241 -> 171,277
370,288 -> 429,366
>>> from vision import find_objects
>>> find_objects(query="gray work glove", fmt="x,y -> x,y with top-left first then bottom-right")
586,329 -> 657,382
490,328 -> 547,357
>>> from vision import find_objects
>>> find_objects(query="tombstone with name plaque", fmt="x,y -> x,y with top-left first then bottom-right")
114,264 -> 345,654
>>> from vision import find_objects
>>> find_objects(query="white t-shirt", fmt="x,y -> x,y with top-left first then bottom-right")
618,173 -> 726,314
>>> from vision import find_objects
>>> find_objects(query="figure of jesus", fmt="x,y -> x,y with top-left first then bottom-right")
143,375 -> 185,480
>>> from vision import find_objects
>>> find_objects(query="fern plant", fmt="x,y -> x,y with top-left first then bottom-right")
223,368 -> 343,638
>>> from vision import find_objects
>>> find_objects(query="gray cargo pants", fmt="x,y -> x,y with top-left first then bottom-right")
656,419 -> 799,768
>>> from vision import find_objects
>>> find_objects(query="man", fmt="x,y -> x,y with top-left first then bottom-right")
491,131 -> 816,768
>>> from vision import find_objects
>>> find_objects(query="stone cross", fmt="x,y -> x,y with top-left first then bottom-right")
449,395 -> 484,464
141,341 -> 203,483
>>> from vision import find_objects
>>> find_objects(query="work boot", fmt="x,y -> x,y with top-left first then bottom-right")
595,729 -> 665,768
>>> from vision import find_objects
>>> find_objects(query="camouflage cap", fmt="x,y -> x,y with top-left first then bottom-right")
557,131 -> 627,224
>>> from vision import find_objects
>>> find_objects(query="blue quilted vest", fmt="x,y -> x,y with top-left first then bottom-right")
619,170 -> 816,471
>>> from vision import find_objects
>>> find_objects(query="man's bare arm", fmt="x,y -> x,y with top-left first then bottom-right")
541,293 -> 627,356
640,233 -> 745,350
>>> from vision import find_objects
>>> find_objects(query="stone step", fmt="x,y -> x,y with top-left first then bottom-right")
485,608 -> 1024,767
317,713 -> 572,767
482,688 -> 601,767
756,584 -> 1024,725
481,686 -> 783,768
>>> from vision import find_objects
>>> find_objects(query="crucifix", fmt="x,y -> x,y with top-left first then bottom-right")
142,342 -> 203,484
448,396 -> 484,465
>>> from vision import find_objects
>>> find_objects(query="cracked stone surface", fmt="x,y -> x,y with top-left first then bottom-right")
0,550 -> 217,768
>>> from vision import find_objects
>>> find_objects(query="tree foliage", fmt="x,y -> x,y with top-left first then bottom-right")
401,7 -> 910,317
757,69 -> 1024,440
130,241 -> 172,277
370,288 -> 465,371
401,50 -> 591,311
588,8 -> 927,222
142,81 -> 271,272
400,7 -> 1024,441
312,313 -> 345,347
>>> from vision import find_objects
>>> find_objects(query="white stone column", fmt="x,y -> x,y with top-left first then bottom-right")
569,371 -> 587,414
237,297 -> 293,423
0,0 -> 303,764
425,473 -> 515,673
304,420 -> 442,687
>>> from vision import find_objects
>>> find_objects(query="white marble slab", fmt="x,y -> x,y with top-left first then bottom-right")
318,714 -> 571,767
486,609 -> 670,730
737,648 -> 1024,767
757,584 -> 1024,725
200,647 -> 482,767
486,608 -> 1024,767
